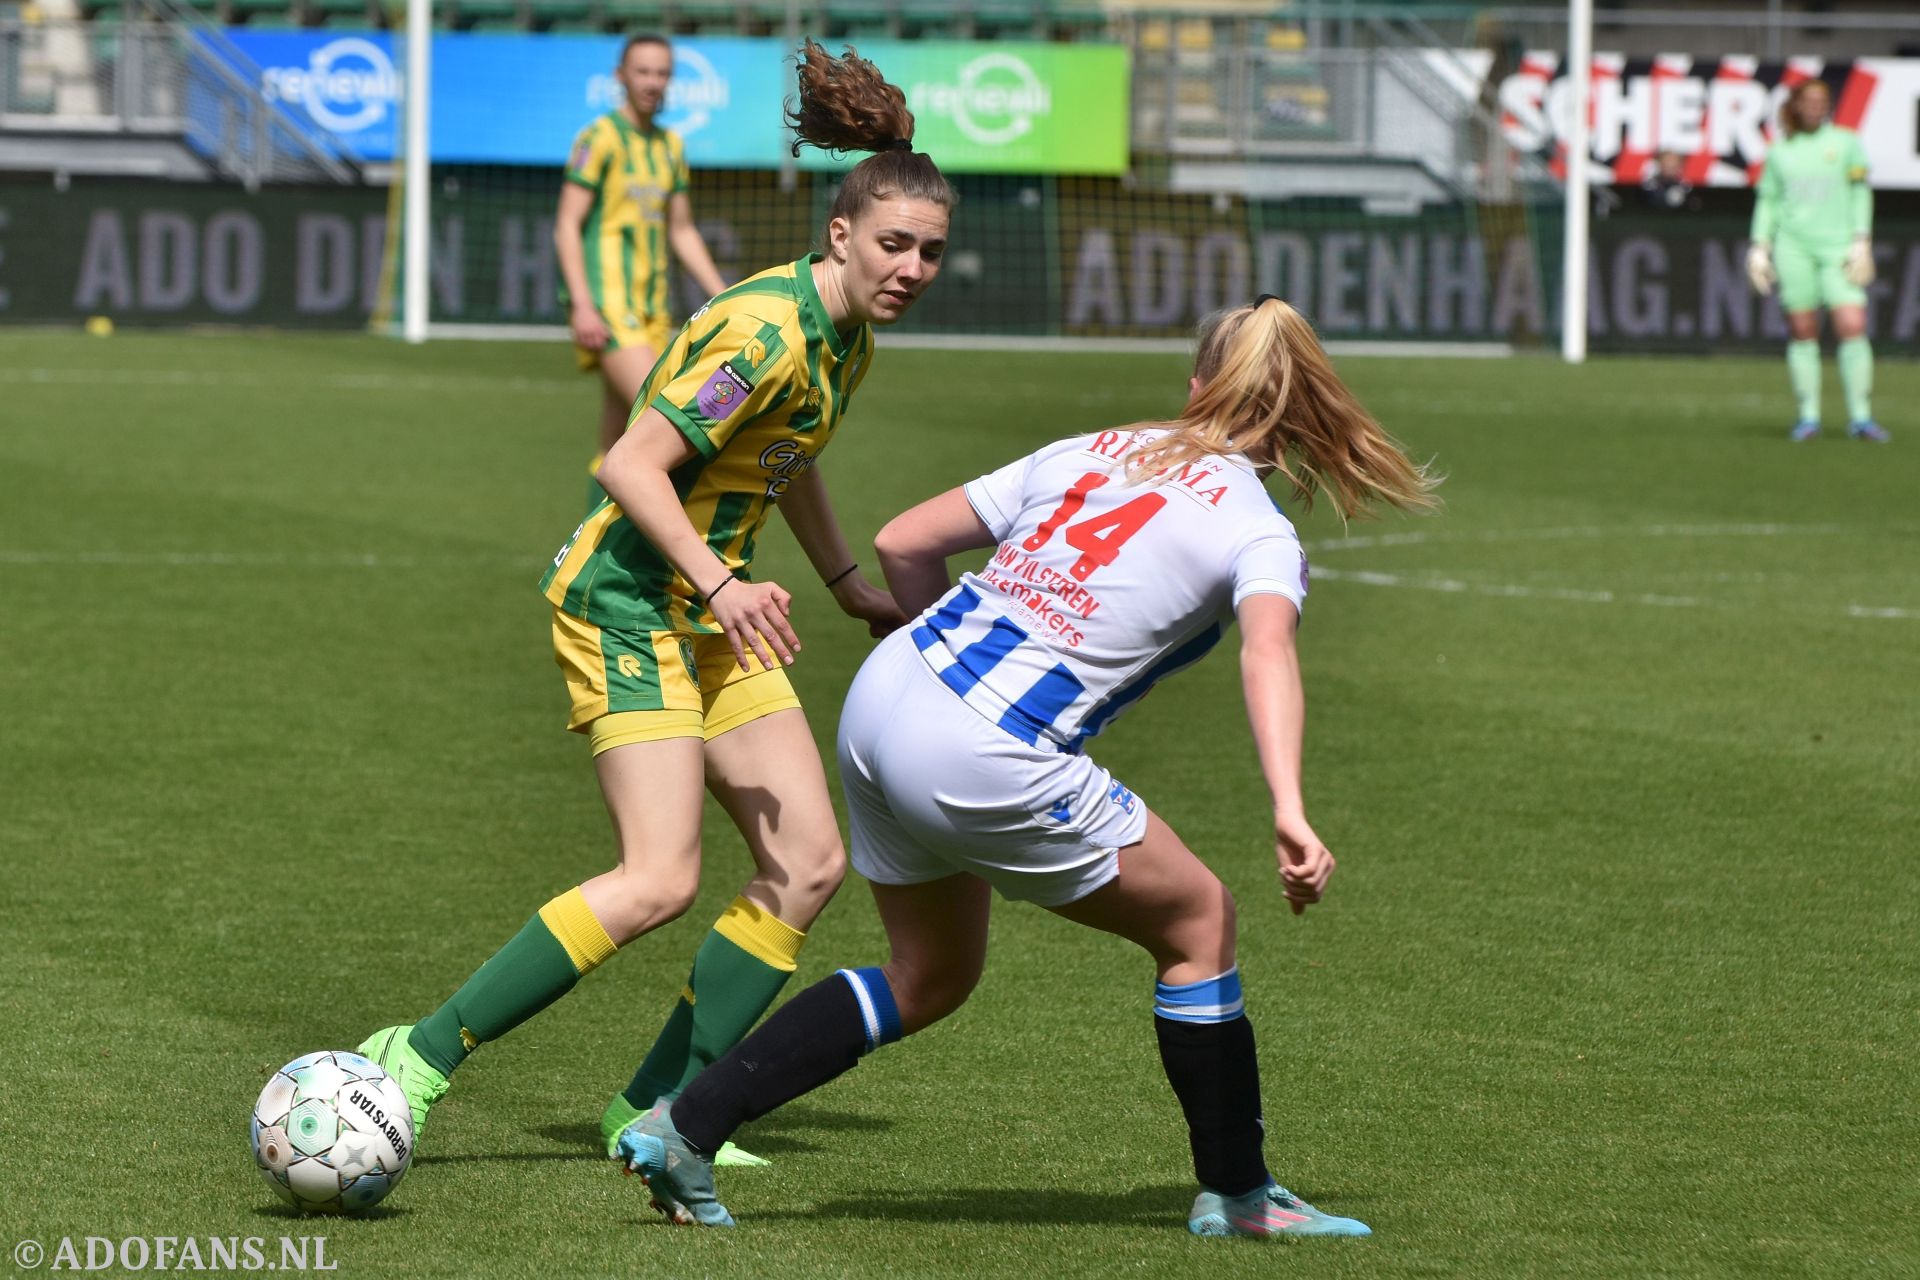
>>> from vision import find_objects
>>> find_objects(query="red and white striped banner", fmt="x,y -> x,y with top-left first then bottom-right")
1497,54 -> 1920,189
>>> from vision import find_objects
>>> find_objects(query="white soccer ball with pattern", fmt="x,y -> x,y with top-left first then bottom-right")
252,1050 -> 413,1214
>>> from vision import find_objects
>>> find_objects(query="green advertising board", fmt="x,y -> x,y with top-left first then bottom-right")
798,42 -> 1130,177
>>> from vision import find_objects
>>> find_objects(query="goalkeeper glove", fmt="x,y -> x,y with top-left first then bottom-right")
1745,241 -> 1776,295
1844,237 -> 1875,287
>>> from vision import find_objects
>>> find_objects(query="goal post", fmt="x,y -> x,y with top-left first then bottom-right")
1560,0 -> 1593,364
401,0 -> 431,345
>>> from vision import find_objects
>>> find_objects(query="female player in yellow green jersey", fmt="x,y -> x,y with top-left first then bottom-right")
361,43 -> 955,1184
555,35 -> 730,460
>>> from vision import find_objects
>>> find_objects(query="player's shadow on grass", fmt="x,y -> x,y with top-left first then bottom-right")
253,1203 -> 413,1221
753,1184 -> 1380,1227
731,1103 -> 896,1155
750,1184 -> 1196,1227
528,1103 -> 893,1159
415,1147 -> 602,1167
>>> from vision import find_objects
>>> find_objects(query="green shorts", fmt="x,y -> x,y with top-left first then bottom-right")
1775,238 -> 1866,315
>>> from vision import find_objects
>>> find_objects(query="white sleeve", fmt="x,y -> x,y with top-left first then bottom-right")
1229,525 -> 1309,612
962,452 -> 1038,541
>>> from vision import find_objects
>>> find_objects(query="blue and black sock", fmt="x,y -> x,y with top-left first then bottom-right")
670,967 -> 902,1155
1154,968 -> 1270,1197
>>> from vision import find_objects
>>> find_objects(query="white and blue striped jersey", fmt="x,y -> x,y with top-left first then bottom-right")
911,428 -> 1309,755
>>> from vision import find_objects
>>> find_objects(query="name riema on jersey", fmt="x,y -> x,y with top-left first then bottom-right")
1084,430 -> 1235,507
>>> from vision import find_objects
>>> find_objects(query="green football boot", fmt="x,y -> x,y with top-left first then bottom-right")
601,1093 -> 769,1167
356,1025 -> 450,1146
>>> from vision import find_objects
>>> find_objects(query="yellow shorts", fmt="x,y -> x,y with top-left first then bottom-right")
575,309 -> 672,373
550,607 -> 800,754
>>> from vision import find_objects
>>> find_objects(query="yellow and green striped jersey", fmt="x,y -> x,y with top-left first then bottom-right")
562,112 -> 690,326
541,254 -> 877,633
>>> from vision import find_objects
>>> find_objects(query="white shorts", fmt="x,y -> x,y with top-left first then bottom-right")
836,627 -> 1150,907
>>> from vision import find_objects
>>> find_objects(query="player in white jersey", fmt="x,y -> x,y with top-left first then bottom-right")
617,295 -> 1439,1239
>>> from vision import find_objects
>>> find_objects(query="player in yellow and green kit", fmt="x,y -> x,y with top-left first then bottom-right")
555,35 -> 729,462
1745,79 -> 1887,442
359,43 -> 957,1210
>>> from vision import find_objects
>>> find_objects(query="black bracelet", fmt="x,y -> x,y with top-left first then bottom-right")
822,563 -> 859,590
705,575 -> 736,604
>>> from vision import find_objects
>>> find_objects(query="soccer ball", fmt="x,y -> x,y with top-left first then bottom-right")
252,1050 -> 413,1214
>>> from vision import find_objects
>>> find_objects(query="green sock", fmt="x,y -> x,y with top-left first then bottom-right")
1787,340 -> 1821,424
621,896 -> 805,1109
410,887 -> 618,1077
1838,337 -> 1873,424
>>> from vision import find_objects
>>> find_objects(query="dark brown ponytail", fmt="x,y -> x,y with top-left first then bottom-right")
788,39 -> 955,224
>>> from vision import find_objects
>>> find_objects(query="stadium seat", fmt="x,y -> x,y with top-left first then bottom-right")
1041,2 -> 1107,40
527,0 -> 594,29
302,0 -> 372,27
825,3 -> 893,38
1261,22 -> 1307,51
897,0 -> 961,39
225,0 -> 301,27
452,0 -> 524,28
740,0 -> 792,28
86,8 -> 122,79
600,0 -> 666,29
674,0 -> 749,35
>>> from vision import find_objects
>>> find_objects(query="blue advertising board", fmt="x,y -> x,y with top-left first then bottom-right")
208,31 -> 787,167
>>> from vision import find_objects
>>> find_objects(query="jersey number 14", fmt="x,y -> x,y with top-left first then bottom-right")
1022,472 -> 1168,582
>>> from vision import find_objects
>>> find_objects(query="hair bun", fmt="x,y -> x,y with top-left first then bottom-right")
787,40 -> 917,158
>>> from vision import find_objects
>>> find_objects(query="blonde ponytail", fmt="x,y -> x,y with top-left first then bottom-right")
1127,298 -> 1440,520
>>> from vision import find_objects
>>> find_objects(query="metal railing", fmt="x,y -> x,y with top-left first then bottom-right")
1130,41 -> 1543,202
1481,4 -> 1920,61
0,18 -> 179,131
0,8 -> 360,187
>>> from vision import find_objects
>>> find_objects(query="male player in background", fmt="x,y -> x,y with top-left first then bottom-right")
1745,78 -> 1887,442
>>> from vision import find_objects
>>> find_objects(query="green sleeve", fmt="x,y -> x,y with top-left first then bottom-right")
1750,155 -> 1780,245
1849,134 -> 1873,238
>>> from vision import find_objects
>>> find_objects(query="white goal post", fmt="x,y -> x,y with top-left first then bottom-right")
1560,0 -> 1593,364
402,0 -> 432,345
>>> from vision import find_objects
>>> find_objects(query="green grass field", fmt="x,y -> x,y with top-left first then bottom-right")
2,331 -> 1915,1279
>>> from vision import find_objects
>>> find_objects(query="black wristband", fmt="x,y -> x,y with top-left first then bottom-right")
822,563 -> 859,590
705,575 -> 736,604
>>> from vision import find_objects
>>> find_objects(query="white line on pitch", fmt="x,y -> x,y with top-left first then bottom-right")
0,368 -> 577,394
1311,567 -> 1916,621
1304,522 -> 1859,553
0,550 -> 533,568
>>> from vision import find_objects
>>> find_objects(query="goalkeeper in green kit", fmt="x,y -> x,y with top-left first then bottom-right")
1745,79 -> 1887,442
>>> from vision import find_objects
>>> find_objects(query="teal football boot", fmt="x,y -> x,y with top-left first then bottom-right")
614,1105 -> 735,1227
601,1092 -> 768,1167
1188,1183 -> 1371,1238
